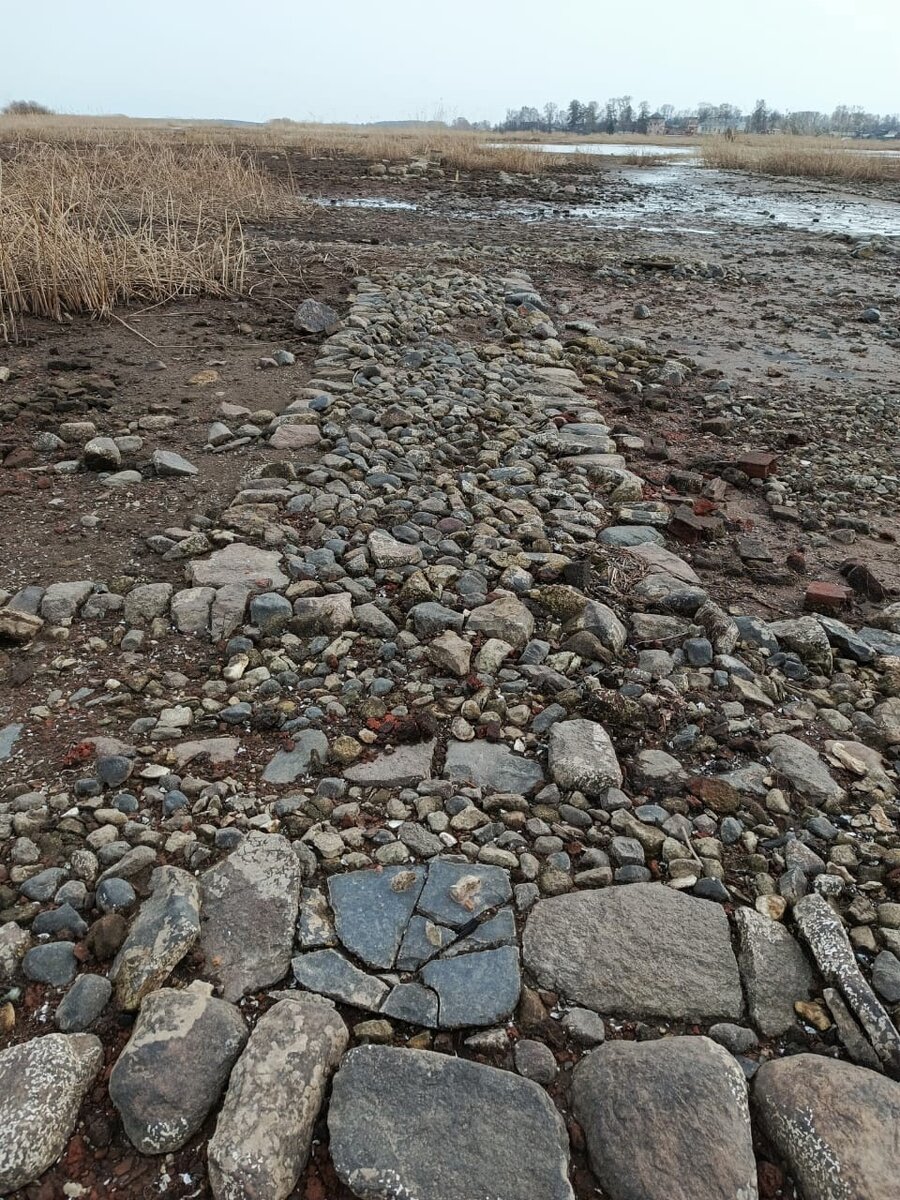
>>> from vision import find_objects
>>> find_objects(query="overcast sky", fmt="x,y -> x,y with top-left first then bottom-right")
4,0 -> 897,123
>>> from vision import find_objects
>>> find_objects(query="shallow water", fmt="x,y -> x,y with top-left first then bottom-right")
501,164 -> 900,238
492,141 -> 696,158
312,196 -> 419,211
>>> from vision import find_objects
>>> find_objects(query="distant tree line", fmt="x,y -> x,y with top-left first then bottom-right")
2,100 -> 56,116
496,97 -> 900,137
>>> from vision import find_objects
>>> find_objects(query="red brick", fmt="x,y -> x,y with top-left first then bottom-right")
804,581 -> 852,614
735,451 -> 778,479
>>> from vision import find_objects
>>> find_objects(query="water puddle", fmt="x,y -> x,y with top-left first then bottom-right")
311,197 -> 418,211
491,142 -> 696,158
495,164 -> 900,238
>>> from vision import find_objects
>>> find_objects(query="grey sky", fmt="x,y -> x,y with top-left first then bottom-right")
4,0 -> 897,123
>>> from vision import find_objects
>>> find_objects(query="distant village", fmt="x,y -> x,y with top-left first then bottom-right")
444,98 -> 900,138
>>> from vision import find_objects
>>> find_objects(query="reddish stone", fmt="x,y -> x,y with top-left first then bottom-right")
669,504 -> 725,544
804,580 -> 852,614
735,451 -> 778,479
1,447 -> 35,469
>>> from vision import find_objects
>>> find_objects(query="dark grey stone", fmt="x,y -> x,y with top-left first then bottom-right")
381,981 -> 439,1027
291,949 -> 389,1011
734,906 -> 815,1036
20,868 -> 68,902
55,974 -> 112,1032
109,981 -> 247,1154
444,739 -> 545,795
421,946 -> 521,1028
395,915 -> 454,971
416,859 -> 512,929
23,942 -> 77,987
329,1046 -> 573,1200
328,866 -> 426,969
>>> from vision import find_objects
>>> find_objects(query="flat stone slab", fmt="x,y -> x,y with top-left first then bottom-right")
262,730 -> 329,783
572,1036 -> 757,1200
200,833 -> 301,1002
190,542 -> 288,590
416,859 -> 512,928
292,949 -> 390,1011
0,723 -> 22,761
0,1033 -> 103,1194
444,739 -> 545,794
754,1055 -> 900,1200
421,945 -> 521,1028
523,883 -> 743,1021
343,739 -> 436,788
547,719 -> 622,796
329,1046 -> 574,1200
328,867 -> 426,970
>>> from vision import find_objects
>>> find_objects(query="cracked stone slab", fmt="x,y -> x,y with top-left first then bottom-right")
328,866 -> 426,970
523,883 -> 743,1021
199,833 -> 302,1002
0,1033 -> 103,1193
421,945 -> 521,1028
415,859 -> 512,929
291,949 -> 389,1011
109,865 -> 200,1011
754,1055 -> 900,1200
734,906 -> 816,1036
208,995 -> 348,1200
329,1046 -> 574,1200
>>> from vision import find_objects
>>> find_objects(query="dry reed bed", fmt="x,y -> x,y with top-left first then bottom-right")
0,138 -> 293,340
702,136 -> 900,183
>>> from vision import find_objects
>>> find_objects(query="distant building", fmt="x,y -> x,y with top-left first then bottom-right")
684,118 -> 700,136
647,116 -> 667,136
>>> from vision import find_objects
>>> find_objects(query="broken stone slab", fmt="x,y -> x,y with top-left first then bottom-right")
523,883 -> 743,1021
328,1046 -> 574,1200
766,734 -> 846,804
381,981 -> 440,1026
208,995 -> 348,1200
421,945 -> 521,1029
734,906 -> 815,1036
754,1055 -> 900,1200
262,730 -> 329,783
547,719 -> 622,796
171,585 -> 216,634
572,1036 -> 758,1200
416,858 -> 512,928
291,949 -> 389,1011
209,583 -> 251,639
328,866 -> 426,970
823,987 -> 882,1071
200,832 -> 302,1002
109,981 -> 247,1154
342,739 -> 436,788
444,738 -> 545,794
109,865 -> 200,1010
794,893 -> 900,1077
0,1032 -> 103,1193
190,542 -> 288,590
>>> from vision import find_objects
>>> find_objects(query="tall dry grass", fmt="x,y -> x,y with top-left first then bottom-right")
702,135 -> 900,183
0,136 -> 291,339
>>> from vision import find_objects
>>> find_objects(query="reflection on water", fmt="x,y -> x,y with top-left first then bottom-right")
492,142 -> 696,158
311,197 -> 418,211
